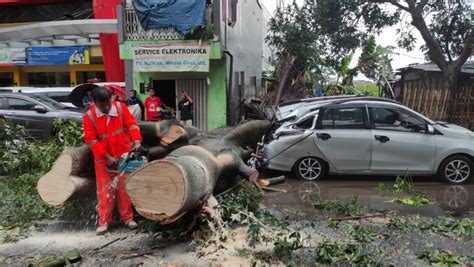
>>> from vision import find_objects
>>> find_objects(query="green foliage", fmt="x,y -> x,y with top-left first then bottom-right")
266,0 -> 323,81
52,119 -> 84,147
388,193 -> 431,207
416,249 -> 472,266
326,219 -> 340,229
354,83 -> 379,96
216,181 -> 263,223
312,197 -> 365,216
0,120 -> 83,243
272,231 -> 302,264
388,215 -> 474,238
350,225 -> 378,243
314,241 -> 384,266
393,175 -> 414,194
376,182 -> 388,191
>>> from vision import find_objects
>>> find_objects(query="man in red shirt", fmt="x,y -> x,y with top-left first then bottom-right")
144,89 -> 162,121
83,87 -> 142,235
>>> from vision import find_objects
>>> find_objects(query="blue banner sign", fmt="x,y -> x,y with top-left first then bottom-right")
27,46 -> 90,65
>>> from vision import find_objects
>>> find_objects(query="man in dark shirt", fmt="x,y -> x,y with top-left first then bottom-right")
178,91 -> 193,126
126,90 -> 145,121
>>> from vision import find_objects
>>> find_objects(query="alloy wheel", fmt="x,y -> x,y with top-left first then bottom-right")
444,160 -> 471,183
298,158 -> 322,180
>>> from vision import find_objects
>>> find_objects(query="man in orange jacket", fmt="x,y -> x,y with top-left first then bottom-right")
83,87 -> 142,235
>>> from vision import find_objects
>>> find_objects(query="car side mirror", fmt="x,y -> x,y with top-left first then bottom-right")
427,124 -> 435,134
34,105 -> 48,113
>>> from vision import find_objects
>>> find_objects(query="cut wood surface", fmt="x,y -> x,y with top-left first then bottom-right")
258,175 -> 286,187
37,146 -> 95,207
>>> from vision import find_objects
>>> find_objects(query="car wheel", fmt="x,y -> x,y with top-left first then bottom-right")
293,157 -> 327,181
438,155 -> 473,184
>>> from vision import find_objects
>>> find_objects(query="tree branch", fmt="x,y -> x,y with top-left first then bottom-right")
367,0 -> 410,12
416,0 -> 429,12
405,0 -> 448,71
453,29 -> 474,70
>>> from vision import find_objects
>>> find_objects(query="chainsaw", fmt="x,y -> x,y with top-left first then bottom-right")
107,146 -> 149,175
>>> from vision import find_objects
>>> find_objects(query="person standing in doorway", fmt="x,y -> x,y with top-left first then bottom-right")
144,89 -> 162,121
178,91 -> 193,126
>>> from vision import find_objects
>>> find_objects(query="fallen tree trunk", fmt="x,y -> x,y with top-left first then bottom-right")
37,146 -> 95,207
126,120 -> 271,224
37,121 -> 193,207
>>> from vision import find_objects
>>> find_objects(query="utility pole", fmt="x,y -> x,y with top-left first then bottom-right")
276,0 -> 284,10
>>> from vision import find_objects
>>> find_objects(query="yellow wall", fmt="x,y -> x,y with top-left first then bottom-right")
0,64 -> 105,86
0,66 -> 22,86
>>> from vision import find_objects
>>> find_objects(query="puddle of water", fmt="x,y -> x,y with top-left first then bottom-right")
262,176 -> 474,219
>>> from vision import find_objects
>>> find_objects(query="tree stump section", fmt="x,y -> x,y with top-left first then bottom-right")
37,146 -> 95,207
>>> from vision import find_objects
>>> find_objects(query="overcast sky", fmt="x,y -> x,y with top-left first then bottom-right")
260,0 -> 429,71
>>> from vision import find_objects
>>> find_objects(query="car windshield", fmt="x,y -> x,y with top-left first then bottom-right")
29,95 -> 67,110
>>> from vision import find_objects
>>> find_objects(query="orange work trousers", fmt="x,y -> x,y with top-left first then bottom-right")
95,159 -> 133,227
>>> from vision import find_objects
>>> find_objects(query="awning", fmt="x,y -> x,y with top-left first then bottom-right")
0,19 -> 117,48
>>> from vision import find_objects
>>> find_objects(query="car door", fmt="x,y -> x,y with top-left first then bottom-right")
5,96 -> 49,138
313,105 -> 373,172
368,105 -> 436,173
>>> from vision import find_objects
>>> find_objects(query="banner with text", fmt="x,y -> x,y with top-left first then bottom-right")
0,48 -> 26,66
27,46 -> 90,65
133,44 -> 210,72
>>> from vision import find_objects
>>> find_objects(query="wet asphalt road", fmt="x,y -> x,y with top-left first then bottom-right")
262,175 -> 474,219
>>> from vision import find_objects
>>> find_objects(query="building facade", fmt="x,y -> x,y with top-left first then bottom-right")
0,0 -> 110,87
118,0 -> 264,130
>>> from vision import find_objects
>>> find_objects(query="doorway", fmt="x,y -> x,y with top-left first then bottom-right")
151,79 -> 176,110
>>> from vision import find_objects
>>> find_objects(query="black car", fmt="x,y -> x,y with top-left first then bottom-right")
0,93 -> 84,139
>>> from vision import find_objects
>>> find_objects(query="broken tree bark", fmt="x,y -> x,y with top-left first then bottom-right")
126,120 -> 271,224
37,120 -> 192,207
37,146 -> 95,207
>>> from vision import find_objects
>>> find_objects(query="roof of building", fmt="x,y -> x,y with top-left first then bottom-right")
397,60 -> 474,74
0,19 -> 117,48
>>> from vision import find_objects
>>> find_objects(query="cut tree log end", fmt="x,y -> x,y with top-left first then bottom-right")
126,160 -> 186,221
37,147 -> 94,207
160,125 -> 186,146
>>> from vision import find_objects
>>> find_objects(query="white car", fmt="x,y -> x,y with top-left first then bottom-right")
259,96 -> 473,184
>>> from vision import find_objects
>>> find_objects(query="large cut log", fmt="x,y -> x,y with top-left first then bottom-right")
37,120 -> 192,207
126,146 -> 258,223
37,146 -> 95,207
126,120 -> 271,224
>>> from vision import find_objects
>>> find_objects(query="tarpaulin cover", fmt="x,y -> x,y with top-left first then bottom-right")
132,0 -> 206,35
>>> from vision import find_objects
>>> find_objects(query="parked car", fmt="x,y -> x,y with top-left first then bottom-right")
258,96 -> 474,184
0,87 -> 75,108
0,93 -> 83,139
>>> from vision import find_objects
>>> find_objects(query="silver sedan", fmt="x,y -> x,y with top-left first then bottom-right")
261,97 -> 473,184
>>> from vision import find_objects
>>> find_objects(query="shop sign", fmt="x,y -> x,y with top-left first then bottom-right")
27,46 -> 90,65
133,44 -> 210,72
0,48 -> 26,66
